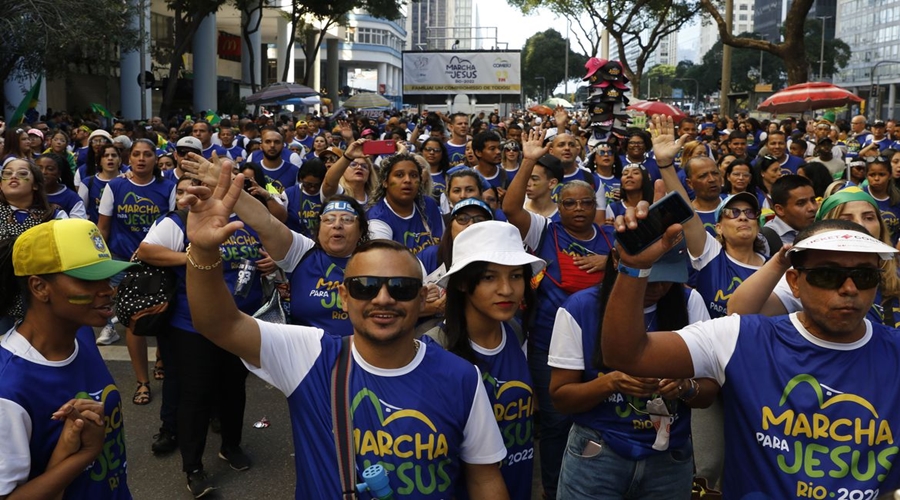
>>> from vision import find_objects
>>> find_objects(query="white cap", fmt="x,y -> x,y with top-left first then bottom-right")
176,136 -> 202,152
787,229 -> 899,261
437,221 -> 546,288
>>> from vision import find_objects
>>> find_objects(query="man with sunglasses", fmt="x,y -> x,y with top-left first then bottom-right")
605,214 -> 900,497
180,165 -> 509,499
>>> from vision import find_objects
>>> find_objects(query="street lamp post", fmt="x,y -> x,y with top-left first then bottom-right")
535,76 -> 546,102
817,16 -> 831,80
564,19 -> 570,98
869,60 -> 900,121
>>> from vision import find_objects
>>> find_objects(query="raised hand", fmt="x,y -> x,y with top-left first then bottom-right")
521,128 -> 548,161
184,160 -> 245,252
182,152 -> 227,188
554,106 -> 569,127
648,114 -> 687,165
343,139 -> 368,160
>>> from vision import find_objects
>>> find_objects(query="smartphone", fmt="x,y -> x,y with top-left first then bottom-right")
185,114 -> 192,121
362,139 -> 396,156
614,191 -> 694,256
581,440 -> 602,458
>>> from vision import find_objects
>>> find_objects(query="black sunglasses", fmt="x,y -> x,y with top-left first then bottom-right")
344,276 -> 423,301
721,207 -> 758,220
795,267 -> 883,290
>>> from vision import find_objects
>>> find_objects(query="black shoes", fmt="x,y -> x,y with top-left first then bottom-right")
218,446 -> 251,471
186,469 -> 215,498
151,429 -> 177,455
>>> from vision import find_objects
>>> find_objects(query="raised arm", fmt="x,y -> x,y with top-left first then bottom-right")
727,244 -> 792,316
602,205 -> 696,379
501,128 -> 547,240
183,165 -> 261,367
649,115 -> 706,258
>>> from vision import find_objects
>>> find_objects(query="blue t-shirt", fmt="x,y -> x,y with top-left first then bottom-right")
778,155 -> 805,176
201,144 -> 229,160
261,160 -> 300,194
166,213 -> 265,333
0,329 -> 131,499
864,136 -> 893,153
295,135 -> 314,151
47,186 -> 83,217
288,249 -> 352,337
865,190 -> 900,245
445,141 -> 467,167
692,234 -> 764,318
252,326 -> 493,499
680,314 -> 900,497
367,197 -> 444,254
82,175 -> 114,223
429,171 -> 447,202
248,149 -> 298,167
557,287 -> 691,460
102,177 -> 175,257
598,174 -> 621,206
283,185 -> 322,239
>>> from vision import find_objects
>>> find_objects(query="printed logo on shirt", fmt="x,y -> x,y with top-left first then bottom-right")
299,198 -> 321,233
484,372 -> 535,466
711,276 -> 744,316
308,262 -> 345,319
221,228 -> 261,264
116,191 -> 162,230
74,384 -> 127,492
352,388 -> 452,495
758,374 -> 897,496
402,230 -> 438,254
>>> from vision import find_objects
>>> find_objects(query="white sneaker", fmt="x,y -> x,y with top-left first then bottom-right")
96,325 -> 120,345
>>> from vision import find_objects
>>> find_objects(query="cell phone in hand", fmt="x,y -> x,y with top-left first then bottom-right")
614,191 -> 694,255
362,140 -> 396,156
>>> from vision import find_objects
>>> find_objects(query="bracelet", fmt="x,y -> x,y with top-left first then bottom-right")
617,263 -> 652,278
185,244 -> 222,271
680,379 -> 700,402
657,162 -> 675,169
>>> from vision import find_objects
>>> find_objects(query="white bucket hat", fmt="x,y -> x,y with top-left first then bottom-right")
438,221 -> 546,288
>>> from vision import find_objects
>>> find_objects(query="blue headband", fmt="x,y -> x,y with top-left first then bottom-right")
322,201 -> 357,216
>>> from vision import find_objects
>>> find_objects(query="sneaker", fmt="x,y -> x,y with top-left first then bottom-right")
218,447 -> 251,471
96,324 -> 120,345
186,470 -> 215,498
151,429 -> 177,455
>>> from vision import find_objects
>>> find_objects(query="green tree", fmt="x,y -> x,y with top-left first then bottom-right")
1,0 -> 140,117
283,0 -> 406,85
508,0 -> 701,97
522,29 -> 588,101
234,0 -> 266,93
639,64 -> 676,99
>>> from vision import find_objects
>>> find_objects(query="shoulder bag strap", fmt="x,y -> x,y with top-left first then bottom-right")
331,335 -> 357,499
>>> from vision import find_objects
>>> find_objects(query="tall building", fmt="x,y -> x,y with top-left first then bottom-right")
753,0 -> 835,44
619,31 -> 678,70
405,0 -> 474,50
832,0 -> 900,120
698,0 -> 756,59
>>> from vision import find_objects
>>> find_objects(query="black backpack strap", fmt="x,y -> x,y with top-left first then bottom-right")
581,169 -> 596,190
331,336 -> 356,500
759,226 -> 783,258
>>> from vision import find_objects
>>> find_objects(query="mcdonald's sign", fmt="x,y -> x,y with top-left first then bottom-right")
218,32 -> 241,59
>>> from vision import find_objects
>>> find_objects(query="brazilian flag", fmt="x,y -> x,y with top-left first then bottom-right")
91,103 -> 114,119
10,75 -> 42,125
204,111 -> 221,126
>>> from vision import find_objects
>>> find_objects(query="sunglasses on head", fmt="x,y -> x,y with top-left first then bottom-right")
795,267 -> 883,290
721,207 -> 758,219
344,276 -> 423,301
865,156 -> 890,164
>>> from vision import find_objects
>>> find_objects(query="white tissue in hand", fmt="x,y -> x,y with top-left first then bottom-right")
647,397 -> 674,451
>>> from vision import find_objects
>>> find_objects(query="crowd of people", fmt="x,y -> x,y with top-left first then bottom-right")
3,101 -> 900,499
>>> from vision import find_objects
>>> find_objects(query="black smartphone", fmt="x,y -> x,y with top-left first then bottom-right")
614,191 -> 694,255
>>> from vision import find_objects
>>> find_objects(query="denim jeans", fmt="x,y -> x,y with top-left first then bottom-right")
558,423 -> 693,500
529,347 -> 572,500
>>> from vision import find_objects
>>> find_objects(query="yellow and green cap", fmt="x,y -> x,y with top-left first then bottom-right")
13,219 -> 139,280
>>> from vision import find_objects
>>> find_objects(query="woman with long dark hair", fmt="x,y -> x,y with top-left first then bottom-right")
550,250 -> 716,498
422,137 -> 451,201
75,130 -> 112,187
604,163 -> 653,221
430,220 -> 544,500
78,144 -> 123,223
38,153 -> 85,219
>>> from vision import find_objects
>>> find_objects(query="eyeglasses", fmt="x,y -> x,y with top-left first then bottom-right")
1,169 -> 31,180
301,181 -> 322,192
864,156 -> 889,164
349,161 -> 368,169
321,213 -> 357,226
795,267 -> 883,290
113,127 -> 126,132
560,198 -> 597,210
91,138 -> 109,145
423,147 -> 442,154
720,207 -> 759,219
343,276 -> 423,301
453,212 -> 489,225
595,149 -> 613,156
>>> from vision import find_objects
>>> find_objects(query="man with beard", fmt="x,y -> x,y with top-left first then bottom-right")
685,156 -> 724,236
257,129 -> 300,193
181,163 -> 509,499
549,133 -> 605,217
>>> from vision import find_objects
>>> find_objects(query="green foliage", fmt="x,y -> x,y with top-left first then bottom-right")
1,0 -> 140,112
639,64 -> 676,99
522,29 -> 588,100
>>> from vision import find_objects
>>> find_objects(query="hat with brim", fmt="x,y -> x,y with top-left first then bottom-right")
582,57 -> 607,82
787,229 -> 898,261
450,197 -> 494,219
648,240 -> 689,283
714,192 -> 760,222
13,219 -> 139,280
437,221 -> 545,288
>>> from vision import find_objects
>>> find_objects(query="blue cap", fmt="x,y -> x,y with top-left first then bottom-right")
451,198 -> 494,219
648,240 -> 689,283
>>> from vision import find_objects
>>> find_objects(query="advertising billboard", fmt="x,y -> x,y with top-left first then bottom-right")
402,51 -> 521,95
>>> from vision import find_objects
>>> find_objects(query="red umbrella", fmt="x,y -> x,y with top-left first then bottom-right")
757,82 -> 862,113
528,104 -> 554,116
626,101 -> 686,121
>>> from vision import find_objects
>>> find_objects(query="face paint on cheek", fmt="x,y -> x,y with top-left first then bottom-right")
66,295 -> 93,305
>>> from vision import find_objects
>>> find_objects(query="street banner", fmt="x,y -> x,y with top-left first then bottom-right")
402,51 -> 521,95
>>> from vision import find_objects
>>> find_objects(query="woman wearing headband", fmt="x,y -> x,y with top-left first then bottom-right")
427,220 -> 544,500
